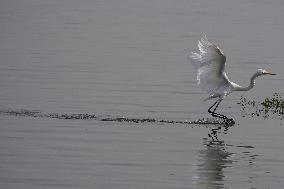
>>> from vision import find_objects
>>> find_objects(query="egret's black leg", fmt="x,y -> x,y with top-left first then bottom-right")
208,99 -> 219,117
208,99 -> 235,125
208,99 -> 228,120
212,100 -> 229,119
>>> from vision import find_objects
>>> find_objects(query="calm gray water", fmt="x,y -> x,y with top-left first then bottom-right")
1,0 -> 284,188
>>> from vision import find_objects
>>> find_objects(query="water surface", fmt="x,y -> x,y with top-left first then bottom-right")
1,0 -> 284,188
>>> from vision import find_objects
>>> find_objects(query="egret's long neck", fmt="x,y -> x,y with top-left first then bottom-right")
234,72 -> 259,91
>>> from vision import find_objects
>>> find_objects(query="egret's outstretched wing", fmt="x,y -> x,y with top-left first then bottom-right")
189,36 -> 227,94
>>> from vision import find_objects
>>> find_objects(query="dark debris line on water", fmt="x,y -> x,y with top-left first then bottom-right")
0,109 -> 230,126
0,109 -> 98,120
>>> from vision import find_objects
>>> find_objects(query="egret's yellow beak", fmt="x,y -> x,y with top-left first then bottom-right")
267,72 -> 276,75
265,70 -> 276,75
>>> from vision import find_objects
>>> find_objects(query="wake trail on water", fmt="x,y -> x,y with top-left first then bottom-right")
0,109 -> 233,126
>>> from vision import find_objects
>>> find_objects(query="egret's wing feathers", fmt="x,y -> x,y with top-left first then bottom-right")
189,36 -> 227,94
189,36 -> 226,72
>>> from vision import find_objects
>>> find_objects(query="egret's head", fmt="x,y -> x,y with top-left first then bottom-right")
257,69 -> 276,76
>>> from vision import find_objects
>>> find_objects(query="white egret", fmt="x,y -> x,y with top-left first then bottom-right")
189,36 -> 276,123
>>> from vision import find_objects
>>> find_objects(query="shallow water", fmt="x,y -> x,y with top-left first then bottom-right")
1,0 -> 284,188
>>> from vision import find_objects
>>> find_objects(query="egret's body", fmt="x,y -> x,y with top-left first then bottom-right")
189,36 -> 275,122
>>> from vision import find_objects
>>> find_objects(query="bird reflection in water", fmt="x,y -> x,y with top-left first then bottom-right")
194,126 -> 233,189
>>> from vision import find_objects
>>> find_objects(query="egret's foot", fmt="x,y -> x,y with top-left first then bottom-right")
224,118 -> 235,126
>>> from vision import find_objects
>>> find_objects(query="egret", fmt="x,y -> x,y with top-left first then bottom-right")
189,36 -> 276,123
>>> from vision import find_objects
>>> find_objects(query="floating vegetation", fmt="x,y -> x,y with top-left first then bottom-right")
0,109 -> 233,126
238,93 -> 284,119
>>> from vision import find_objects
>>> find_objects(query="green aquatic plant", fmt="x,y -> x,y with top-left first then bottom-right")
261,93 -> 284,116
237,93 -> 284,119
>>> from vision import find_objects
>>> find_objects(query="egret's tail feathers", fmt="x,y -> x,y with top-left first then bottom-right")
202,96 -> 211,102
203,93 -> 221,101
